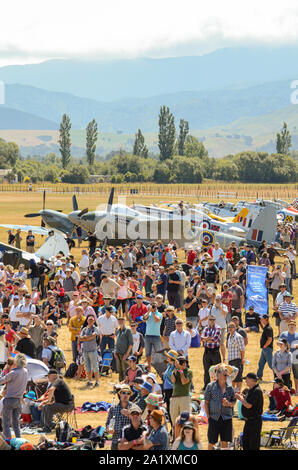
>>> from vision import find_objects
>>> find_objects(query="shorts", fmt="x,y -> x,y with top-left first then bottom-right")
83,350 -> 99,373
228,358 -> 243,382
145,335 -> 162,357
220,328 -> 226,344
208,417 -> 232,444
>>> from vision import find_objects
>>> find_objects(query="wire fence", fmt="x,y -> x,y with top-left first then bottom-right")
0,183 -> 297,201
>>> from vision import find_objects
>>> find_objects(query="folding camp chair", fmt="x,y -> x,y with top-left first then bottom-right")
98,349 -> 114,377
54,395 -> 78,430
260,417 -> 298,449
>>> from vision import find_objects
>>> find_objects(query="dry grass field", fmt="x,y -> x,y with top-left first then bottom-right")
0,191 -> 296,450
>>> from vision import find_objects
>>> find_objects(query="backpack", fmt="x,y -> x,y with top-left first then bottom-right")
64,362 -> 78,379
56,420 -> 76,443
47,347 -> 65,370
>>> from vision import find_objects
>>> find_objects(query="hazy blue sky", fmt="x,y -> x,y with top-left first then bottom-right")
1,0 -> 298,66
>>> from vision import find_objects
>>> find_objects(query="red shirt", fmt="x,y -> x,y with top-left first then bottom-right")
5,328 -> 16,353
221,291 -> 233,312
187,251 -> 197,266
269,387 -> 291,410
129,303 -> 148,321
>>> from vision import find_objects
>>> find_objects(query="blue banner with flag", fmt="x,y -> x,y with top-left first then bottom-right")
245,265 -> 268,316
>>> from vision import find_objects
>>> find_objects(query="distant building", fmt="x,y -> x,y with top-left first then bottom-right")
0,169 -> 17,183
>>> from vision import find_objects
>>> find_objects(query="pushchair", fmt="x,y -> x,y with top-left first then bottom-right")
98,349 -> 114,377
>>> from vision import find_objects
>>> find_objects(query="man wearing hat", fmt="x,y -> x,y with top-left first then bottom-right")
256,314 -> 274,381
129,294 -> 148,323
15,327 -> 36,358
133,409 -> 168,450
244,306 -> 261,333
115,317 -> 133,382
133,380 -> 152,412
118,404 -> 146,450
38,369 -> 74,433
105,384 -> 132,450
236,373 -> 263,450
278,292 -> 298,333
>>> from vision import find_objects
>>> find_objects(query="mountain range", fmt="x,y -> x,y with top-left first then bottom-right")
1,45 -> 298,156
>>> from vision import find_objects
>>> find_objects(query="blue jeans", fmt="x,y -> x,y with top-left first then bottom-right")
257,347 -> 273,379
31,403 -> 42,424
2,397 -> 22,438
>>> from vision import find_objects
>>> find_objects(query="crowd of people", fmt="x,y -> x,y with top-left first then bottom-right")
0,228 -> 297,451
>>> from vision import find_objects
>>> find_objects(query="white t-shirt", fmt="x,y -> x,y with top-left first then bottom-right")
199,307 -> 210,327
9,303 -> 21,322
0,335 -> 7,364
210,304 -> 228,329
18,303 -> 36,326
97,314 -> 118,335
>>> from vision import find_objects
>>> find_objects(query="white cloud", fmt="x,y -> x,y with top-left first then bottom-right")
1,0 -> 298,65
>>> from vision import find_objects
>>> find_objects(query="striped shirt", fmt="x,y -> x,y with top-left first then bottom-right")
227,331 -> 245,361
272,350 -> 292,373
278,301 -> 298,321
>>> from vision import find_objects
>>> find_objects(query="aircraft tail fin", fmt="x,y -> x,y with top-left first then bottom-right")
35,231 -> 70,260
247,206 -> 276,244
232,207 -> 249,223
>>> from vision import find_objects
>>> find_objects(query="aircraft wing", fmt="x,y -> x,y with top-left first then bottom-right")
0,224 -> 49,236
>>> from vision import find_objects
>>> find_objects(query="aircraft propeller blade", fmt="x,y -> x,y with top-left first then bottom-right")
25,213 -> 41,218
72,195 -> 78,211
43,190 -> 46,210
77,208 -> 88,217
41,220 -> 45,228
107,187 -> 115,213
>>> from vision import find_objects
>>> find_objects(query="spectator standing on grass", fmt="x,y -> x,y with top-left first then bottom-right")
279,320 -> 298,394
201,315 -> 221,391
236,373 -> 263,451
257,314 -> 274,381
0,353 -> 28,439
143,302 -> 162,372
79,315 -> 100,388
115,316 -> 133,382
204,365 -> 236,450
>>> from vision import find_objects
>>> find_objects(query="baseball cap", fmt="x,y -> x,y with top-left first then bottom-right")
179,411 -> 190,425
215,294 -> 221,300
243,373 -> 258,381
129,404 -> 142,414
262,314 -> 269,320
136,294 -> 143,299
127,355 -> 137,362
140,381 -> 153,393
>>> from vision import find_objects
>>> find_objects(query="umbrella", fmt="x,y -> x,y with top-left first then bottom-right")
11,353 -> 49,380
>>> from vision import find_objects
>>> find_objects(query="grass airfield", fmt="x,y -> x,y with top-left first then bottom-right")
0,191 -> 294,450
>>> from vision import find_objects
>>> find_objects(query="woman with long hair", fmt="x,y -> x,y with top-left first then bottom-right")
171,421 -> 203,450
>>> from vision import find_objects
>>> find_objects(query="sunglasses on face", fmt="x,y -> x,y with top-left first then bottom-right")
120,392 -> 131,395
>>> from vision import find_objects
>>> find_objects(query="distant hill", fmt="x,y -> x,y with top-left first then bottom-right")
1,79 -> 295,133
1,46 -> 298,101
0,106 -> 57,130
2,102 -> 298,158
